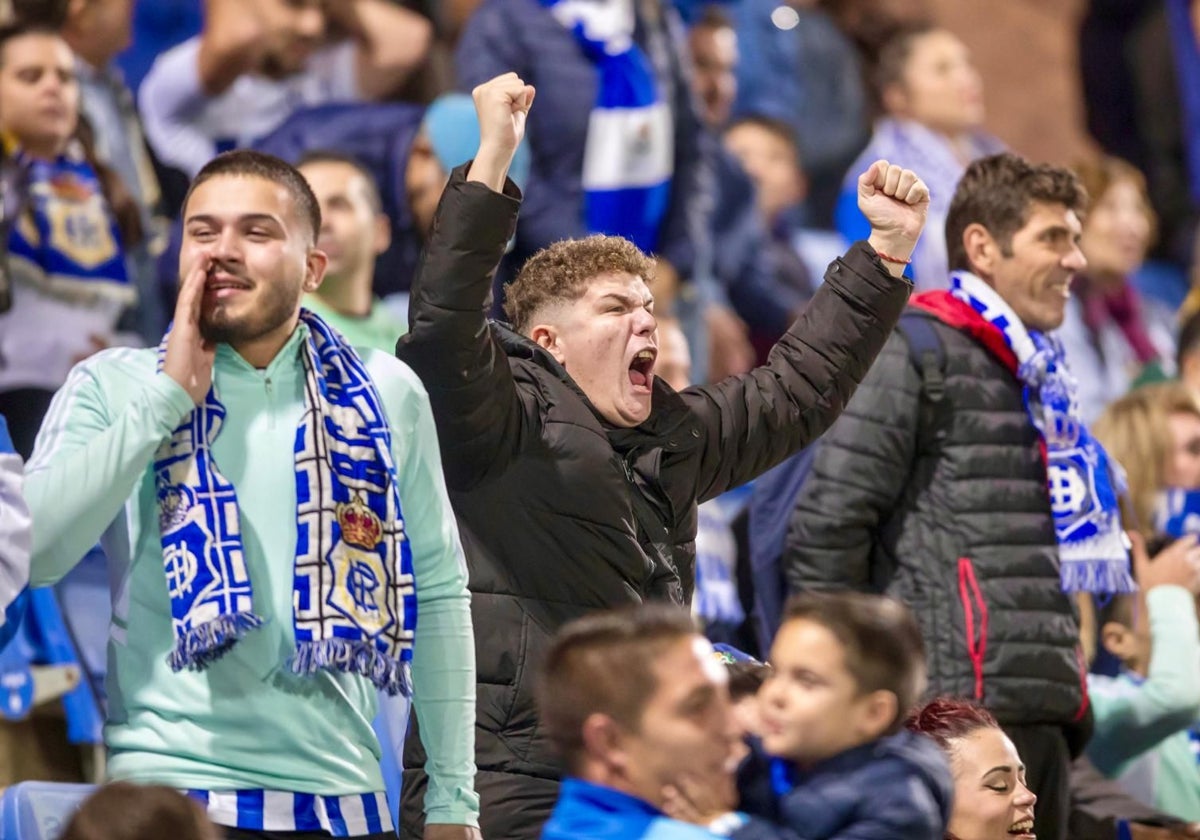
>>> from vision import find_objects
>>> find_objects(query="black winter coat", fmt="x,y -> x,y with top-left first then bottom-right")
786,300 -> 1089,730
395,166 -> 912,840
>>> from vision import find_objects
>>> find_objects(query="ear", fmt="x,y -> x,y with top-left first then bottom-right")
857,689 -> 899,741
580,713 -> 628,773
530,323 -> 566,365
1100,621 -> 1134,661
302,248 -> 329,295
373,213 -> 392,256
882,83 -> 908,118
962,223 -> 1001,278
1182,352 -> 1200,395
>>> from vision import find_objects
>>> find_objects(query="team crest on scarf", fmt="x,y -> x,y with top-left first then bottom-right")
154,310 -> 416,694
950,271 -> 1134,594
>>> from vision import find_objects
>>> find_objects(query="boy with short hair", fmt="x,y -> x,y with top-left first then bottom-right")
1087,534 -> 1200,820
670,591 -> 953,839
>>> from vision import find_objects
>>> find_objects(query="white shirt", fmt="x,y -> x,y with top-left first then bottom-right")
139,37 -> 362,176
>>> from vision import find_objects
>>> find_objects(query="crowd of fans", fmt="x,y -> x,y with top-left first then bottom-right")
2,1 -> 1200,839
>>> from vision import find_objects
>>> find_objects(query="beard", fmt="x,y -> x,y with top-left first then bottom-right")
199,279 -> 300,346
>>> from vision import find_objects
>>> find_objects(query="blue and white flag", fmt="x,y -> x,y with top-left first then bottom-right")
542,0 -> 673,252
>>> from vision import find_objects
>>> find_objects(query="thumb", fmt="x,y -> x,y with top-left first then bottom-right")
858,159 -> 886,196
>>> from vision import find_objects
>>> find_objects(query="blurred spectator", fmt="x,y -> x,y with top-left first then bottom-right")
114,0 -> 202,94
1087,532 -> 1200,821
689,6 -> 738,129
297,151 -> 405,353
139,0 -> 433,177
60,783 -> 221,840
1178,309 -> 1200,398
835,22 -> 1004,289
788,153 -> 1120,840
906,698 -> 1038,840
731,0 -> 870,225
1080,0 -> 1194,270
711,643 -> 769,737
253,92 -> 530,309
454,0 -> 709,313
722,592 -> 951,840
1059,157 -> 1176,423
0,22 -> 141,457
535,605 -> 764,840
395,75 -> 927,840
63,0 -> 170,344
1093,383 -> 1200,545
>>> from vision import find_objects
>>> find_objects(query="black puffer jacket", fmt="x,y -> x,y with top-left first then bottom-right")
785,300 -> 1088,729
396,166 -> 912,840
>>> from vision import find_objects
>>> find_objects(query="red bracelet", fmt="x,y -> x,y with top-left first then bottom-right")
875,250 -> 912,265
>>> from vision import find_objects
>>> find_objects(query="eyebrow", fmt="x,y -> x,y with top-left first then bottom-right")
598,292 -> 654,307
185,213 -> 284,228
677,684 -> 715,711
983,765 -> 1022,776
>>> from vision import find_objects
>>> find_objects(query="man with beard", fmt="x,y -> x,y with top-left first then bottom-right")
23,150 -> 480,840
397,73 -> 930,839
139,0 -> 433,178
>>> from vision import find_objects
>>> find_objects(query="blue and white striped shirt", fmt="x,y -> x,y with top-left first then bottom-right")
185,789 -> 392,837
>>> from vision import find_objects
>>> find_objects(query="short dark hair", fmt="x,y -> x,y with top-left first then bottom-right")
60,783 -> 219,840
945,152 -> 1088,273
783,591 -> 926,734
297,149 -> 384,214
535,605 -> 699,773
727,660 -> 771,702
725,114 -> 803,167
183,149 -> 322,242
872,20 -> 938,102
693,5 -> 734,30
0,20 -> 66,65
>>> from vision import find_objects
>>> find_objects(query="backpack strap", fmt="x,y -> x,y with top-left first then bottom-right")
897,308 -> 947,404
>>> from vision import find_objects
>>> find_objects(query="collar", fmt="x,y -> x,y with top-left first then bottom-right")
909,288 -> 1019,376
214,321 -> 309,381
558,778 -> 662,818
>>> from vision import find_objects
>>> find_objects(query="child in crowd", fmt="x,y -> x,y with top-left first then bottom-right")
1087,533 -> 1200,820
670,592 -> 953,839
60,783 -> 220,840
713,643 -> 771,738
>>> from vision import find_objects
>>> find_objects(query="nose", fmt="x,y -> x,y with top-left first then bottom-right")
1063,241 -> 1087,273
210,227 -> 245,264
635,306 -> 656,336
1014,781 -> 1037,810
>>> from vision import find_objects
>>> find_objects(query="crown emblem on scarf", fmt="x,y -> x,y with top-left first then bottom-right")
337,495 -> 383,549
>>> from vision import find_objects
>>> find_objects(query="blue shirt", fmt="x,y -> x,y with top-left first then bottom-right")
542,779 -> 724,840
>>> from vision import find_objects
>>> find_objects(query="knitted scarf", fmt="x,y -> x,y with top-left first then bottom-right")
153,310 -> 417,694
950,271 -> 1134,594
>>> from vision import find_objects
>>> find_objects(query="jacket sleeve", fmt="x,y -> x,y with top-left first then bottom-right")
393,378 -> 480,827
395,165 -> 534,492
1087,585 -> 1200,774
782,332 -> 921,592
683,243 -> 911,504
24,360 -> 195,586
137,38 -> 219,177
0,416 -> 30,649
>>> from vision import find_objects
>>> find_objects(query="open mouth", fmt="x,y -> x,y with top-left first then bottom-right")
629,348 -> 656,391
1008,818 -> 1035,837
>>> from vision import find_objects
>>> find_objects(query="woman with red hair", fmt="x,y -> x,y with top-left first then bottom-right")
907,698 -> 1037,840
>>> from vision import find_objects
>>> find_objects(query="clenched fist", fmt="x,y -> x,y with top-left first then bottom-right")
856,159 -> 930,278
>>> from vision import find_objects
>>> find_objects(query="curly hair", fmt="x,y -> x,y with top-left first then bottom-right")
504,235 -> 655,333
905,696 -> 999,754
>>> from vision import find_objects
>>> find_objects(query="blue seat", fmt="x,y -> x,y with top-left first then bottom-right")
0,782 -> 95,840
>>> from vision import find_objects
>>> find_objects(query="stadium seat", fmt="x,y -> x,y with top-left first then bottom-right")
0,782 -> 94,840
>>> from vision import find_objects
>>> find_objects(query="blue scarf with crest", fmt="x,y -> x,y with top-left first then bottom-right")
153,310 -> 417,694
951,272 -> 1134,594
540,0 -> 673,252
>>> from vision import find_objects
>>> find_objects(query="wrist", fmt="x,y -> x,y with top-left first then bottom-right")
867,232 -> 916,278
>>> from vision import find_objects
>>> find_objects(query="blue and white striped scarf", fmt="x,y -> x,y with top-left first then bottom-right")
542,0 -> 673,251
153,310 -> 417,694
951,271 -> 1135,594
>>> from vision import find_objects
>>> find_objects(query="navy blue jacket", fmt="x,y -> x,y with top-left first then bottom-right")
455,0 -> 708,280
735,731 -> 953,840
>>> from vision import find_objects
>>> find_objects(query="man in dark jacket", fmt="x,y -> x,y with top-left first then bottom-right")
397,72 -> 929,840
786,152 -> 1127,840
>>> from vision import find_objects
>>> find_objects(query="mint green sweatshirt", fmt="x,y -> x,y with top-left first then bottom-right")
1087,585 -> 1200,820
25,324 -> 478,826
